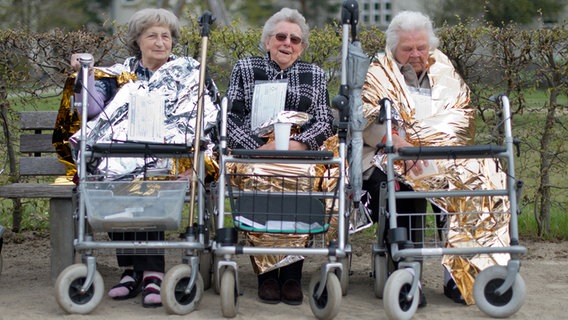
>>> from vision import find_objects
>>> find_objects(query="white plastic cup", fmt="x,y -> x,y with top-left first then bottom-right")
274,122 -> 292,150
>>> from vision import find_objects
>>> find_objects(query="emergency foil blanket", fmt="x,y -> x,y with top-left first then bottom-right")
361,49 -> 511,305
56,57 -> 219,177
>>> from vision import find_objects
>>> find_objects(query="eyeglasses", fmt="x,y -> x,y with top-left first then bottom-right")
273,32 -> 303,45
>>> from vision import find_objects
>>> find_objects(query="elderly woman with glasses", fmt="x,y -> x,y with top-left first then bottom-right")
59,8 -> 219,309
225,8 -> 334,305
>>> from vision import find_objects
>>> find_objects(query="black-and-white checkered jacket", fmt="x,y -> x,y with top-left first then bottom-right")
226,56 -> 333,150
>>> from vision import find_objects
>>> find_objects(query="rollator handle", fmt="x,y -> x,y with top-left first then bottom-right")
341,0 -> 359,40
488,93 -> 505,103
73,54 -> 94,93
377,98 -> 392,124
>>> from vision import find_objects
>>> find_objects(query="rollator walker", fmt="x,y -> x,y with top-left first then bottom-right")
211,96 -> 350,319
53,12 -> 216,315
210,2 -> 368,319
372,96 -> 527,319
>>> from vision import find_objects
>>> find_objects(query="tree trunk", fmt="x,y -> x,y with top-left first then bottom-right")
11,199 -> 22,233
535,90 -> 558,236
1,84 -> 22,232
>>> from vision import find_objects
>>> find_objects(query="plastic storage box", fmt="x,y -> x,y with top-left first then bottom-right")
83,179 -> 188,231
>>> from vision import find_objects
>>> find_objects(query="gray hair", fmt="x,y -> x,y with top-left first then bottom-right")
260,8 -> 310,52
125,8 -> 181,58
385,11 -> 439,54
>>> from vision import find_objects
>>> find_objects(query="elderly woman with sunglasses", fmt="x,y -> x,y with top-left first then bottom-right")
225,8 -> 334,305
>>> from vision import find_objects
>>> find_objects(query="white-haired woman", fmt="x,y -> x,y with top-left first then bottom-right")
362,10 -> 475,307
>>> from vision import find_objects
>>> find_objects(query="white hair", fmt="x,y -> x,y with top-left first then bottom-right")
260,8 -> 309,52
385,11 -> 439,53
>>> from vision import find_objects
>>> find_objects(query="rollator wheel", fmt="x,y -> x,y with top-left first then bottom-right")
198,249 -> 213,290
220,268 -> 238,318
383,269 -> 418,320
162,264 -> 204,315
339,255 -> 350,296
55,264 -> 104,314
373,254 -> 388,299
308,272 -> 342,320
212,256 -> 221,294
473,265 -> 526,318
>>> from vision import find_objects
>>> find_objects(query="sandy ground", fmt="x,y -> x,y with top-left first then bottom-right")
0,230 -> 567,320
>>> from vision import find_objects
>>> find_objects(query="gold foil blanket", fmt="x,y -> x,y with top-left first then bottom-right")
361,49 -> 511,305
231,116 -> 341,274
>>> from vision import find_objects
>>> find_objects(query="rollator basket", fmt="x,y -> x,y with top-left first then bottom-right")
226,150 -> 338,234
83,179 -> 188,232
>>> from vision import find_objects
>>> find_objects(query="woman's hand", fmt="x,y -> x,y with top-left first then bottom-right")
70,53 -> 94,73
178,168 -> 194,180
257,140 -> 308,151
392,134 -> 426,177
288,140 -> 308,150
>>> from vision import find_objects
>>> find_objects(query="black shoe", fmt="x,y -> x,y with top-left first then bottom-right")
418,289 -> 427,308
281,279 -> 303,305
258,278 -> 281,304
444,279 -> 466,304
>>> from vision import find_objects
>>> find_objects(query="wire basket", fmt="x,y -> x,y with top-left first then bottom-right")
226,164 -> 339,234
83,179 -> 188,232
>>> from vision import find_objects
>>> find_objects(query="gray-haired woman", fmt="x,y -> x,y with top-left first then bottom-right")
67,8 -> 218,308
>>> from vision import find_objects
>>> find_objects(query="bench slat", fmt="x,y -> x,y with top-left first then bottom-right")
20,111 -> 59,130
0,111 -> 76,282
0,183 -> 74,198
20,134 -> 58,153
19,157 -> 68,176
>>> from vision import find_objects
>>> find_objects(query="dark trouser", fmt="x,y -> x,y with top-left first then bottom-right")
109,231 -> 165,273
362,168 -> 426,255
258,260 -> 304,285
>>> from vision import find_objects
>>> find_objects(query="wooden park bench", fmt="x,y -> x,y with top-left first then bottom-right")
0,111 -> 75,281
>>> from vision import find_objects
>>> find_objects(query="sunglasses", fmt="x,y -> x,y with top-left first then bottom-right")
273,32 -> 303,45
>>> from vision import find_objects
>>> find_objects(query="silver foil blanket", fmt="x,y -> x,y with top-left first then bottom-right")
70,57 -> 219,176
